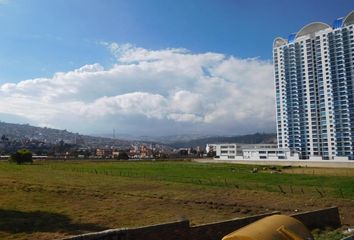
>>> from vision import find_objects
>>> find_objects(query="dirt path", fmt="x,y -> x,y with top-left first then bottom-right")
195,159 -> 354,169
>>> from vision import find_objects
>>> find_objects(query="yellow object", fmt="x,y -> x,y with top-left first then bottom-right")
222,214 -> 313,240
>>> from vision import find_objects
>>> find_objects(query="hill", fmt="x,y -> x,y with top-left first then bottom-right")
0,121 -> 146,149
169,133 -> 277,148
0,121 -> 276,150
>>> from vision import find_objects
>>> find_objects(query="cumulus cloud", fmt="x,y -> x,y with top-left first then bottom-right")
0,43 -> 275,135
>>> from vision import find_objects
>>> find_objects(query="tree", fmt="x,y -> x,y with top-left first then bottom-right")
117,151 -> 129,160
207,150 -> 216,157
10,149 -> 33,164
179,149 -> 188,157
1,135 -> 8,142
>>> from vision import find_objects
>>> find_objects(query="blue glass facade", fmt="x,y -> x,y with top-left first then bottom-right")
288,33 -> 297,44
333,18 -> 344,29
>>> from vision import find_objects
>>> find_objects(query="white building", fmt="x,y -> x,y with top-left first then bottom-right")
212,143 -> 298,160
242,147 -> 299,160
215,143 -> 244,160
273,10 -> 354,160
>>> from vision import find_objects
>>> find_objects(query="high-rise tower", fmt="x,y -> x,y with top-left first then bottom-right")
273,11 -> 354,160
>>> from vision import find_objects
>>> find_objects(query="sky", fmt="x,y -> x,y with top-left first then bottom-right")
0,0 -> 353,136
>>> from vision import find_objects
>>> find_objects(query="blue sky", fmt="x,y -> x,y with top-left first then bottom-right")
0,0 -> 353,136
1,0 -> 352,83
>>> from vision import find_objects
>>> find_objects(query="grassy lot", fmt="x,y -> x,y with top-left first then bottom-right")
0,160 -> 353,239
34,160 -> 354,198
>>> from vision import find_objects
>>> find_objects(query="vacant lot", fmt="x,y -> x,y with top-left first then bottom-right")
0,160 -> 353,239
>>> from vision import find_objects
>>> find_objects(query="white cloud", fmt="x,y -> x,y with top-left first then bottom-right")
0,43 -> 275,135
80,92 -> 167,119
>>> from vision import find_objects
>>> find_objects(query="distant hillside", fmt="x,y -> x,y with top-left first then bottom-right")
136,134 -> 214,144
169,133 -> 277,148
0,121 -> 158,149
0,121 -> 276,150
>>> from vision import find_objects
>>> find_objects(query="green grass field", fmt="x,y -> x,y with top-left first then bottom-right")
29,160 -> 354,198
0,160 -> 353,239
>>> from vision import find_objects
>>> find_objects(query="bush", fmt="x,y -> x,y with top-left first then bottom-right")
311,229 -> 345,240
10,149 -> 33,164
117,152 -> 129,160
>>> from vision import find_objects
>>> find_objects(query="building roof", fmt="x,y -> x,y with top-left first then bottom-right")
343,10 -> 354,27
273,10 -> 354,47
273,37 -> 288,48
295,22 -> 331,40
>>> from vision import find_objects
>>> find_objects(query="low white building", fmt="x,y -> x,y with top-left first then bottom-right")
243,147 -> 299,160
215,143 -> 244,160
210,143 -> 299,160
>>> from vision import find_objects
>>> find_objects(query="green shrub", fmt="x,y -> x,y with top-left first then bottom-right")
312,229 -> 345,240
117,152 -> 129,160
10,149 -> 33,164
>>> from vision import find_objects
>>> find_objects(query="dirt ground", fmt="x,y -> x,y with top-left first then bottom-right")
103,181 -> 354,227
3,178 -> 353,233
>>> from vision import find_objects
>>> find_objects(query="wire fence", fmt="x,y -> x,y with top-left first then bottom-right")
44,164 -> 352,199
